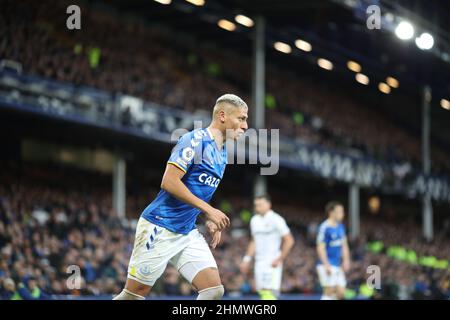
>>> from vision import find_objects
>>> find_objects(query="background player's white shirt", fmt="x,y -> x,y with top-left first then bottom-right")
250,210 -> 290,263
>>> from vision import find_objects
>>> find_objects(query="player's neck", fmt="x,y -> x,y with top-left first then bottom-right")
327,218 -> 338,226
207,124 -> 225,149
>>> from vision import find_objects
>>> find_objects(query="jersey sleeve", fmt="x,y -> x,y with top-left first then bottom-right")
340,224 -> 347,240
249,217 -> 256,237
316,223 -> 327,245
275,216 -> 290,236
167,132 -> 198,173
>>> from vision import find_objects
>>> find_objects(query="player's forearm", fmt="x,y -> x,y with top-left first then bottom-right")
279,234 -> 295,261
317,245 -> 330,266
342,243 -> 350,262
246,240 -> 255,257
161,176 -> 212,213
242,240 -> 255,264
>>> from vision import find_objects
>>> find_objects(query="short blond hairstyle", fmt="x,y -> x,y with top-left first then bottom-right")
213,94 -> 248,117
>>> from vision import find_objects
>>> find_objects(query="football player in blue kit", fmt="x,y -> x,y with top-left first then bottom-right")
316,202 -> 351,300
114,94 -> 248,300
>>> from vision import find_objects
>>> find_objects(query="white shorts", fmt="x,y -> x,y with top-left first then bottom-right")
254,260 -> 283,292
316,264 -> 346,288
127,218 -> 218,286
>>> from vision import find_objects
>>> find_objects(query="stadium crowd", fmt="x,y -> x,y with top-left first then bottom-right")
0,161 -> 449,300
1,0 -> 450,174
1,0 -> 449,301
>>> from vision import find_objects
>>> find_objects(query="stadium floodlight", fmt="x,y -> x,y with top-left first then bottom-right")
368,196 -> 381,214
441,99 -> 450,110
185,0 -> 205,6
395,21 -> 414,40
217,19 -> 236,32
295,39 -> 312,52
355,73 -> 369,85
235,14 -> 254,27
378,82 -> 391,94
154,0 -> 171,4
274,42 -> 292,54
386,76 -> 399,88
384,12 -> 395,23
317,58 -> 333,70
347,60 -> 361,72
415,32 -> 434,50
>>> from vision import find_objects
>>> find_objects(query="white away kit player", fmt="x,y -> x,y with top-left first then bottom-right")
240,194 -> 295,300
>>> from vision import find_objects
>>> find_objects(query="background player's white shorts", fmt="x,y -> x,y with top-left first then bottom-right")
127,218 -> 218,286
254,260 -> 283,292
316,264 -> 346,288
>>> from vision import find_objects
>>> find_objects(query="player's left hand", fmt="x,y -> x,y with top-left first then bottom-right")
342,259 -> 351,272
205,220 -> 218,234
210,230 -> 221,249
206,220 -> 221,248
271,257 -> 283,267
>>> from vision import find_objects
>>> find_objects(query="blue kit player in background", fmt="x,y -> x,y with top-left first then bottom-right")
316,201 -> 351,300
114,94 -> 248,300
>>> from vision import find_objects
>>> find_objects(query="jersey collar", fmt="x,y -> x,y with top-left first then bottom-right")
206,127 -> 215,140
326,218 -> 338,228
206,127 -> 226,152
260,209 -> 274,218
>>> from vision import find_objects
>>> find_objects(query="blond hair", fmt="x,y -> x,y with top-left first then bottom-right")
213,94 -> 248,117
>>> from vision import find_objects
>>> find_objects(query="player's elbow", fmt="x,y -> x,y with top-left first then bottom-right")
286,234 -> 295,247
290,237 -> 295,249
160,177 -> 172,192
161,174 -> 181,194
289,234 -> 295,244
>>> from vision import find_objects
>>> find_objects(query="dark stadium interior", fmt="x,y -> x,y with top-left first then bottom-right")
1,0 -> 450,300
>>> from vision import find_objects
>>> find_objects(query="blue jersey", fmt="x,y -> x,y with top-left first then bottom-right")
141,128 -> 227,234
316,220 -> 346,267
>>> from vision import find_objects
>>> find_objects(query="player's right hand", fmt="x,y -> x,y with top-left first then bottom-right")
204,207 -> 230,230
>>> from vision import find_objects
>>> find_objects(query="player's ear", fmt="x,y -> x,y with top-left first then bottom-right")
218,110 -> 226,123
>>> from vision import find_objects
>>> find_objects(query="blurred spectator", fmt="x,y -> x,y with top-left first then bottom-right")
0,0 -> 450,299
1,0 -> 449,173
0,160 -> 449,299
